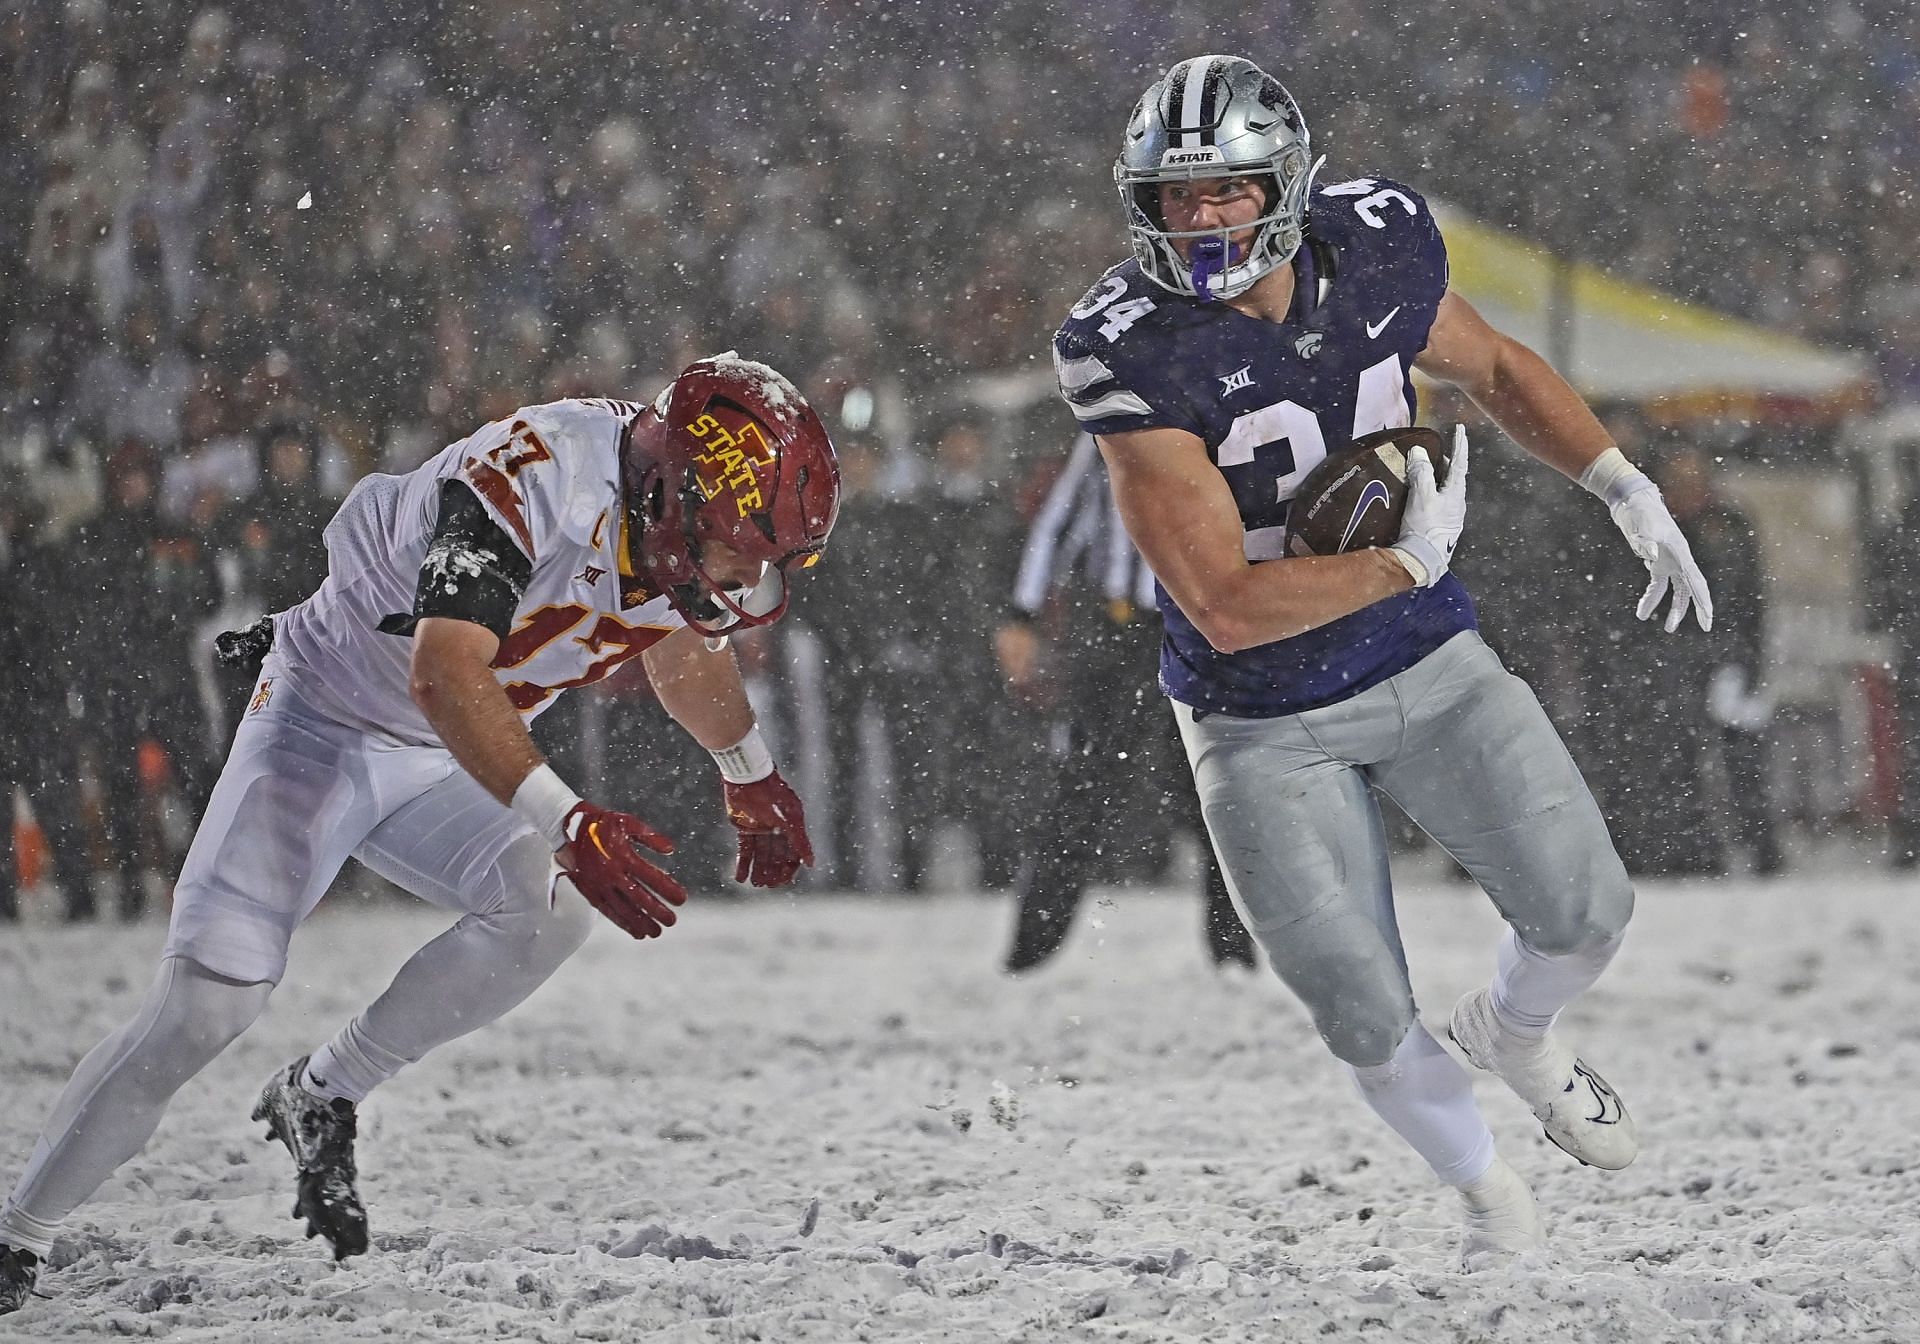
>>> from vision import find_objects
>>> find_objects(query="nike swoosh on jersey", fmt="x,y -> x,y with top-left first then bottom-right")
1365,306 -> 1402,339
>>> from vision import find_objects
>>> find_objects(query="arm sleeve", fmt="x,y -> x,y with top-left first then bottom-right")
378,480 -> 534,641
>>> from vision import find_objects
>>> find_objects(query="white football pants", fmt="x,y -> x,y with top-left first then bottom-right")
1175,631 -> 1631,1188
1175,630 -> 1632,1068
0,663 -> 598,1255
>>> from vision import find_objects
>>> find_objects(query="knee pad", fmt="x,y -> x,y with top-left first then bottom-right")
485,837 -> 595,970
1325,1004 -> 1419,1070
1586,864 -> 1635,944
1256,904 -> 1418,1067
1275,947 -> 1416,1067
169,957 -> 272,1037
135,957 -> 273,1084
541,879 -> 599,960
1527,860 -> 1634,956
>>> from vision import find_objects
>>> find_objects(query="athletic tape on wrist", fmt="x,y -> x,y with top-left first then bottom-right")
1387,543 -> 1432,588
710,726 -> 775,784
511,763 -> 582,850
1578,446 -> 1654,509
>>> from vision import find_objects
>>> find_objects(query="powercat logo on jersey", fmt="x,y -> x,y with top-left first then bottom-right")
1160,147 -> 1224,169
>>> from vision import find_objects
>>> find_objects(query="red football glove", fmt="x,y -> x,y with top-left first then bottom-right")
557,801 -> 688,939
724,771 -> 814,888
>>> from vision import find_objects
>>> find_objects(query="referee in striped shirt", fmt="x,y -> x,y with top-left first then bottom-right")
995,434 -> 1255,972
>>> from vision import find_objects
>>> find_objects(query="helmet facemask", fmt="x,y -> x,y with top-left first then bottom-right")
1114,55 -> 1323,301
623,354 -> 839,638
665,500 -> 814,638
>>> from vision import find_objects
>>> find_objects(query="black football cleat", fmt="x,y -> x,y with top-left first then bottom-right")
252,1057 -> 369,1260
0,1244 -> 40,1315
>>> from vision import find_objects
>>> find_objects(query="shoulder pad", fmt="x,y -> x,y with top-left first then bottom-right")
1052,266 -> 1201,438
1056,262 -> 1169,349
450,408 -> 598,563
1314,174 -> 1432,221
1310,175 -> 1448,305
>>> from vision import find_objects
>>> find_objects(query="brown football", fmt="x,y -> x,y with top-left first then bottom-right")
1282,426 -> 1455,558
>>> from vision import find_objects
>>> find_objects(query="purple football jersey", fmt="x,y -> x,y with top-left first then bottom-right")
1053,176 -> 1477,718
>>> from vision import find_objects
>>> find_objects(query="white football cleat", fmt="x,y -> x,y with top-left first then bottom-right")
1449,989 -> 1638,1171
1458,1155 -> 1545,1265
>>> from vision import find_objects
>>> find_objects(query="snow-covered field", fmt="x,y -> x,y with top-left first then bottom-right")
3,874 -> 1918,1342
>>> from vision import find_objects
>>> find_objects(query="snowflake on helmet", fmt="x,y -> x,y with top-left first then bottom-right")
621,353 -> 841,637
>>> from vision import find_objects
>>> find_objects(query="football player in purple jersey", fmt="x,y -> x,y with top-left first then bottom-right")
1055,55 -> 1712,1263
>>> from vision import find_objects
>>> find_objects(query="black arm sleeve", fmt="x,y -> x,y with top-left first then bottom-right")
376,480 -> 534,641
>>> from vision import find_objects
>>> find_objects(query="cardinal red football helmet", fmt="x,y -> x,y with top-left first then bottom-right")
623,353 -> 840,635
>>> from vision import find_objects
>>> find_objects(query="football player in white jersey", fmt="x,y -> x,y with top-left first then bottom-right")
0,355 -> 841,1312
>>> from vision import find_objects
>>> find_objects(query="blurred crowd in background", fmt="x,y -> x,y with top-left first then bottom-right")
3,0 -> 1918,922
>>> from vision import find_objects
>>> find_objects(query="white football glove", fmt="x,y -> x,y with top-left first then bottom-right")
1609,478 -> 1714,633
1390,424 -> 1469,588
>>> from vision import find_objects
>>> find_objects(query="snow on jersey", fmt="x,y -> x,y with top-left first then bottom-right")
273,398 -> 682,746
1053,176 -> 1477,719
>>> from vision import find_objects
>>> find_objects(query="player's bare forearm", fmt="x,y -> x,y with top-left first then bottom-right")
409,616 -> 544,805
1461,340 -> 1613,480
1214,550 -> 1413,650
642,624 -> 757,751
1099,429 -> 1413,654
1416,290 -> 1613,481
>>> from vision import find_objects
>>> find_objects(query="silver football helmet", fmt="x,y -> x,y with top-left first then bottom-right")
1115,55 -> 1322,301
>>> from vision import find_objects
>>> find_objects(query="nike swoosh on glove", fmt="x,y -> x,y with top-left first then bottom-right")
724,770 -> 815,888
558,802 -> 687,939
1390,424 -> 1470,587
1609,481 -> 1714,632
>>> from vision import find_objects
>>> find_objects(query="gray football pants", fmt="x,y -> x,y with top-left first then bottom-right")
1175,631 -> 1633,1068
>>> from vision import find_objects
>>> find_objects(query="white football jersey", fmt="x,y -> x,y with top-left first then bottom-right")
273,398 -> 683,745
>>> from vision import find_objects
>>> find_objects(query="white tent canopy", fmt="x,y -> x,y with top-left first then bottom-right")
1428,201 -> 1872,408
